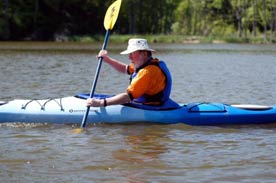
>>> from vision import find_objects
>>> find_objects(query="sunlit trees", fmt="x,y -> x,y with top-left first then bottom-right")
0,0 -> 275,42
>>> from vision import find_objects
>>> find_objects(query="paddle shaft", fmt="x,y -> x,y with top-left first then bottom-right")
81,30 -> 110,128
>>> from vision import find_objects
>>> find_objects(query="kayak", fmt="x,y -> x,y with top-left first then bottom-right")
0,93 -> 276,125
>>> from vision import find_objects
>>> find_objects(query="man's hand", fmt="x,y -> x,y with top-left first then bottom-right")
86,98 -> 104,107
98,50 -> 109,60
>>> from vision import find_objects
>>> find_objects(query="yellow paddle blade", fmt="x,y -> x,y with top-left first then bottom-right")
70,128 -> 84,134
104,0 -> 122,30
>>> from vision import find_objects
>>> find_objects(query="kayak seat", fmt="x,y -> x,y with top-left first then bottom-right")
75,93 -> 180,110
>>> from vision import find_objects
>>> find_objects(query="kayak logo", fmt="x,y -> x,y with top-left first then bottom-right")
69,109 -> 96,113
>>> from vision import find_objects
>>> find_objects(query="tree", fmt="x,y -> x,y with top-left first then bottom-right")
270,0 -> 276,42
0,0 -> 275,41
263,0 -> 268,42
172,0 -> 233,36
0,0 -> 10,40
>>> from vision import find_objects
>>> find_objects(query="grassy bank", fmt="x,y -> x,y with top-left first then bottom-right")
69,34 -> 276,44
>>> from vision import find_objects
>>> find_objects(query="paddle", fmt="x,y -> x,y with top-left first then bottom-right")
80,0 -> 122,128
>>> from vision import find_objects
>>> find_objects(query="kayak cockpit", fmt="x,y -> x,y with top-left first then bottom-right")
75,93 -> 181,110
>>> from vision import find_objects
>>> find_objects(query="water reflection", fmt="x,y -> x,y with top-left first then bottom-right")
113,127 -> 168,163
111,125 -> 169,182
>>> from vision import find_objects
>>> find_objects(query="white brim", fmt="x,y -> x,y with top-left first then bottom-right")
120,48 -> 156,55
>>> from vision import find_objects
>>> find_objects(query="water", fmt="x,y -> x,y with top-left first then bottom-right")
1,42 -> 276,183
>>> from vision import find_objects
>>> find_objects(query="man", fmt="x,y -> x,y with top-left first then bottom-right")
86,38 -> 172,107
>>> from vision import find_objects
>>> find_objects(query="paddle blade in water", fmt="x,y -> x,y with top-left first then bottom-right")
104,0 -> 122,30
70,128 -> 84,134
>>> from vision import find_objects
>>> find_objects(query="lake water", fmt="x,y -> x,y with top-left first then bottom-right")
1,42 -> 276,183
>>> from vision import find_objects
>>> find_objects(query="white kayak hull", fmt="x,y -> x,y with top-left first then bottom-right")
0,96 -> 183,124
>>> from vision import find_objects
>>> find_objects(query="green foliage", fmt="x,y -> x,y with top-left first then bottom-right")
0,0 -> 275,42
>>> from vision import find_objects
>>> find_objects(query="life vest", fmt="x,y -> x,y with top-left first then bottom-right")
130,58 -> 172,105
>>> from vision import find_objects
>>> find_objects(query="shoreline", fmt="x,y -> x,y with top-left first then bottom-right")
1,34 -> 274,44
69,34 -> 276,44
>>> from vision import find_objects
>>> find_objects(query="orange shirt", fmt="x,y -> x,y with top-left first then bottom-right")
127,62 -> 166,100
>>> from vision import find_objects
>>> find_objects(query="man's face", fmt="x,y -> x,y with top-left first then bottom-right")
129,51 -> 147,68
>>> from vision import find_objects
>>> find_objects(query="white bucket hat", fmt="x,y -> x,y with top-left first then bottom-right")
120,38 -> 156,54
